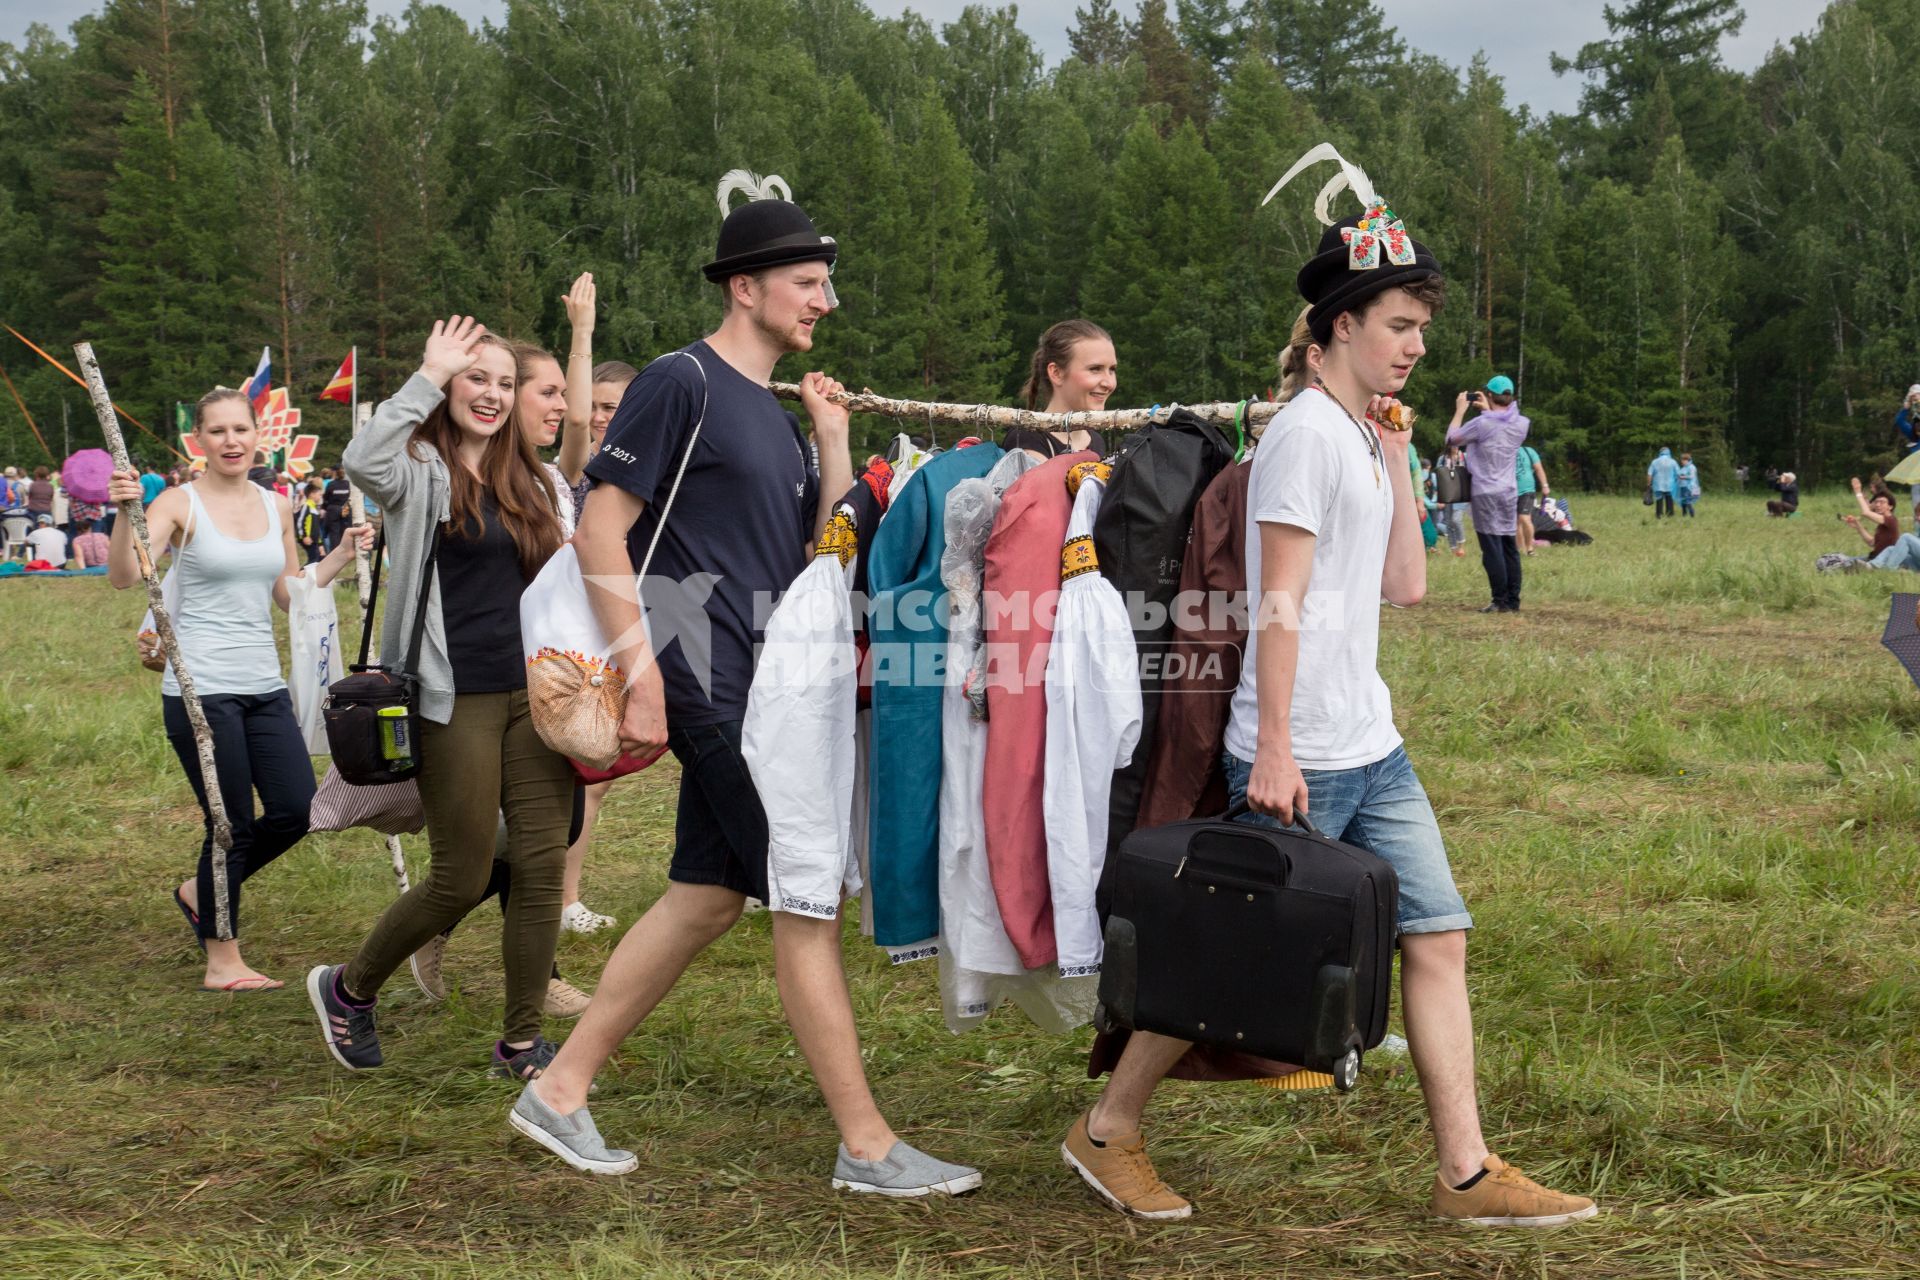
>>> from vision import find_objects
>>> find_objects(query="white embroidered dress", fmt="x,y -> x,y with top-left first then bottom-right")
1043,465 -> 1141,976
741,505 -> 864,918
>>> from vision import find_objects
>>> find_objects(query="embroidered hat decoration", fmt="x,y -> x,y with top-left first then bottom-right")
1263,143 -> 1442,344
702,169 -> 839,307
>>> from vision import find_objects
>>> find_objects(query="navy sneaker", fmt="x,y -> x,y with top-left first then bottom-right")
307,964 -> 383,1070
489,1036 -> 558,1082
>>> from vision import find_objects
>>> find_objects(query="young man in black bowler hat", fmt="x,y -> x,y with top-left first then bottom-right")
510,172 -> 982,1198
1060,146 -> 1598,1229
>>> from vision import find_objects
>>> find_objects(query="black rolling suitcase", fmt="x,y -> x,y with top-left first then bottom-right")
1096,805 -> 1398,1090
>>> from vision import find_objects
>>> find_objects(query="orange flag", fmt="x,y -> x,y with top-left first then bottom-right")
319,350 -> 354,404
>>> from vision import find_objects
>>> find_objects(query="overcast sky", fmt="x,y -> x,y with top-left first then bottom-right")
4,0 -> 1825,118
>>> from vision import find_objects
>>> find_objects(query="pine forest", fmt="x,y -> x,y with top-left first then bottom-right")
0,0 -> 1915,487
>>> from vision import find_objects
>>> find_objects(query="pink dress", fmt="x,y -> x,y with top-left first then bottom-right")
980,450 -> 1094,969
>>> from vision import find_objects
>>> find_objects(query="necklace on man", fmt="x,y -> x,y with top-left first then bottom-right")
1314,378 -> 1382,487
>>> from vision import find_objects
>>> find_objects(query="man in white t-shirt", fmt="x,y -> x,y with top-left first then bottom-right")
25,514 -> 70,566
1061,147 -> 1598,1230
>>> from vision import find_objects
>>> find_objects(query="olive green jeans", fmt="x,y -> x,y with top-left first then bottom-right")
343,689 -> 574,1044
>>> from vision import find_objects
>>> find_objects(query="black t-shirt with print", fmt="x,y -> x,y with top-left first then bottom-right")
584,341 -> 818,728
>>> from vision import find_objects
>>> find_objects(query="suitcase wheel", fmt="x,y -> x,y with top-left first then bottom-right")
1333,1048 -> 1361,1092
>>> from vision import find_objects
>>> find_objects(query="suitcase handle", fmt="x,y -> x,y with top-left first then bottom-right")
1221,798 -> 1322,839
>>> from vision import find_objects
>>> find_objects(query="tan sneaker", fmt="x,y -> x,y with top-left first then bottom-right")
1432,1155 -> 1598,1227
1060,1112 -> 1192,1220
544,976 -> 592,1018
409,933 -> 447,1001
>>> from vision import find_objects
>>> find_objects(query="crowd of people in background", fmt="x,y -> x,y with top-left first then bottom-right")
1,455 -> 382,569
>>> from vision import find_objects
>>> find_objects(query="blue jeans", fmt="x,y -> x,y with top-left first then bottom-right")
1871,532 -> 1920,572
1222,745 -> 1472,935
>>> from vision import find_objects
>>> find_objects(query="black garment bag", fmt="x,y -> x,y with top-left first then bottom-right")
1092,407 -> 1235,850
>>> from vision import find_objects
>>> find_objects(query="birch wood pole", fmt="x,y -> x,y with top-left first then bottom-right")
75,342 -> 235,940
767,384 -> 1282,434
342,400 -> 411,893
349,400 -> 372,611
342,399 -> 409,893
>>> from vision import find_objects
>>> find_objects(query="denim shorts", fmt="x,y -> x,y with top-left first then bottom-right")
666,720 -> 770,901
1222,745 -> 1472,935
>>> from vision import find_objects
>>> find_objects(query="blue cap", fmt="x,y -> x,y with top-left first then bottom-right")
1486,375 -> 1514,395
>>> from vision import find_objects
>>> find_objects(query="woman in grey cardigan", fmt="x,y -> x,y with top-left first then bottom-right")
307,316 -> 575,1080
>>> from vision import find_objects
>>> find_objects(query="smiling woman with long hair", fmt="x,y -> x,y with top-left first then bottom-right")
107,389 -> 371,992
307,316 -> 574,1081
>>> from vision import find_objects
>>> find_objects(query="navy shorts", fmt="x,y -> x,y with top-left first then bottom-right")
666,720 -> 769,901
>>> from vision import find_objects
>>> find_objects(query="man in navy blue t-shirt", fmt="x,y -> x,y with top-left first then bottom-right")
514,180 -> 983,1199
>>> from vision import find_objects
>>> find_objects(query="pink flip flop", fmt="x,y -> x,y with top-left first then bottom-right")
200,976 -> 285,994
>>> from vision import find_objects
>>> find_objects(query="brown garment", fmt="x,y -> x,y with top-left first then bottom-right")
1872,511 -> 1900,556
1089,458 -> 1302,1084
1133,460 -> 1250,830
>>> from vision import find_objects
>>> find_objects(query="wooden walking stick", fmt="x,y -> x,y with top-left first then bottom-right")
75,342 -> 236,940
336,398 -> 411,894
768,384 -> 1282,434
342,399 -> 409,893
347,401 -> 373,607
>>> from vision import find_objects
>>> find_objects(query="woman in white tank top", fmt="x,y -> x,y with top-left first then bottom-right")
108,388 -> 371,993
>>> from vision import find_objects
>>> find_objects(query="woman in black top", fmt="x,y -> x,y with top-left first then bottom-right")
1002,319 -> 1116,458
312,318 -> 575,1081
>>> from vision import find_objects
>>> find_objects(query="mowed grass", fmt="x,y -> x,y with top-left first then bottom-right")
2,490 -> 1917,1279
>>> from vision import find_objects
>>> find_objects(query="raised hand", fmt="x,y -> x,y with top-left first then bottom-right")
419,315 -> 487,388
563,273 -> 596,337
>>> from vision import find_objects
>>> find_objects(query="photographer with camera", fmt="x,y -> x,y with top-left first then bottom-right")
1766,470 -> 1798,517
1446,375 -> 1529,612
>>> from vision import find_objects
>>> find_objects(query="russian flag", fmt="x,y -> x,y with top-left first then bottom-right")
241,346 -> 272,411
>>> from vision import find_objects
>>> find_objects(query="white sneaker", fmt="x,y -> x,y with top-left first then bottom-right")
560,901 -> 616,935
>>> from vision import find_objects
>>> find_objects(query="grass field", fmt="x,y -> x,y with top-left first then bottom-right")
2,490 -> 1917,1279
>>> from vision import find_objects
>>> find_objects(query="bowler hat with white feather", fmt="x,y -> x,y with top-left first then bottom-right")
1263,144 -> 1442,344
702,170 -> 838,284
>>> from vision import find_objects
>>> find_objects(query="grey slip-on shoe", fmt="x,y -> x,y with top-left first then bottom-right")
831,1140 -> 983,1197
509,1084 -> 637,1176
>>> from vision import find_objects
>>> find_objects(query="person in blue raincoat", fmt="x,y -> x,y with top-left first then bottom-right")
1895,385 -> 1920,455
1647,447 -> 1680,519
1674,452 -> 1700,518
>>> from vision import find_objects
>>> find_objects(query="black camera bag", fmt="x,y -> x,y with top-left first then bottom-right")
323,524 -> 439,785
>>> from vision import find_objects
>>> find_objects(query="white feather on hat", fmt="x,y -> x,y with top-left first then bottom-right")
1261,142 -> 1381,225
715,169 -> 793,217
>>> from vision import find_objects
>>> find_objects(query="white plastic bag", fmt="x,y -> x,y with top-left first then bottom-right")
287,564 -> 344,755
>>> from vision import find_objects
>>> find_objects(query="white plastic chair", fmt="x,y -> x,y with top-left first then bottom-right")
1,515 -> 30,560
